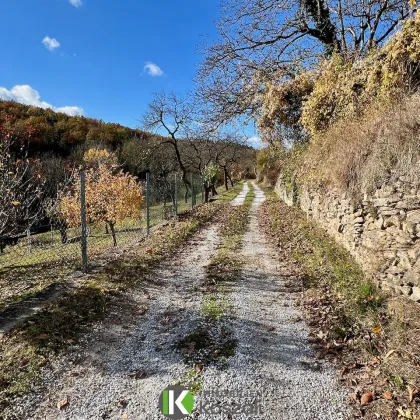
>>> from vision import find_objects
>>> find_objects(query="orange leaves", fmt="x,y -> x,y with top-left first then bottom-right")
57,164 -> 144,229
372,326 -> 382,335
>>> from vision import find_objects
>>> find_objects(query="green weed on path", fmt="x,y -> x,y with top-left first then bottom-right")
177,185 -> 255,385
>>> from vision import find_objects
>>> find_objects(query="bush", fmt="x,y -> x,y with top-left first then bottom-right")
300,94 -> 420,195
301,13 -> 420,136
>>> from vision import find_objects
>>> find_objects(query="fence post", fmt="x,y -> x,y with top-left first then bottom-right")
80,170 -> 88,272
201,176 -> 204,204
191,173 -> 195,209
146,172 -> 150,236
174,173 -> 178,216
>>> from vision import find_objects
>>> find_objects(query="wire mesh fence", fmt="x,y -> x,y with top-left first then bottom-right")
0,171 -> 204,273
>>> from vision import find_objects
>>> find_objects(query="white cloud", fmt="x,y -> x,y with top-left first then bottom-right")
42,36 -> 60,51
144,62 -> 164,77
248,136 -> 263,149
0,85 -> 84,116
69,0 -> 83,7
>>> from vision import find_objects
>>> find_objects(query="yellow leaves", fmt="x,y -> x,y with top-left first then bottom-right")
397,408 -> 418,420
38,333 -> 50,339
83,148 -> 116,168
409,0 -> 416,7
11,201 -> 21,206
56,164 -> 144,229
301,13 -> 420,137
384,349 -> 396,359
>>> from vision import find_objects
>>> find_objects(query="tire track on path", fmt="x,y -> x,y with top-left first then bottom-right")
11,223 -> 221,420
197,183 -> 351,419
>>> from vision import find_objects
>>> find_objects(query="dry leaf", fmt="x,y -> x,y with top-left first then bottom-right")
195,363 -> 204,373
383,391 -> 392,401
372,327 -> 382,334
57,396 -> 69,410
38,334 -> 49,339
384,349 -> 396,360
361,392 -> 374,406
66,338 -> 74,344
146,249 -> 153,254
122,413 -> 128,419
408,386 -> 419,402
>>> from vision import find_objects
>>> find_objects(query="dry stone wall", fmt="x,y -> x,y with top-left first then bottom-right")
275,177 -> 420,302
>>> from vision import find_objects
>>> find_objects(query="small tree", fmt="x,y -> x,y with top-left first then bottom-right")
202,161 -> 219,203
0,121 -> 45,251
57,164 -> 143,246
142,92 -> 193,201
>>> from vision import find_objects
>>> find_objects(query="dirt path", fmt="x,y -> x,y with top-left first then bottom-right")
230,182 -> 249,206
9,183 -> 352,419
12,224 -> 221,420
197,183 -> 351,419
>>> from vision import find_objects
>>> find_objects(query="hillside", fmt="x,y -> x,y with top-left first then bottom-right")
0,100 -> 157,156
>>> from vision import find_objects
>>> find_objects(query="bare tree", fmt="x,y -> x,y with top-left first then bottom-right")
142,92 -> 193,198
0,128 -> 44,251
214,134 -> 246,191
198,0 -> 411,124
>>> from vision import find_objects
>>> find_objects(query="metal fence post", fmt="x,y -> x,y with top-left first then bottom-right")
174,173 -> 178,216
80,170 -> 88,272
191,173 -> 195,209
146,172 -> 150,236
201,176 -> 204,204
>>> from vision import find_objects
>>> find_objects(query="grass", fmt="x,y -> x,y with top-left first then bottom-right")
177,184 -> 255,371
206,184 -> 254,284
259,193 -> 420,419
202,294 -> 231,320
0,192 -> 207,314
0,203 -> 223,416
213,181 -> 244,205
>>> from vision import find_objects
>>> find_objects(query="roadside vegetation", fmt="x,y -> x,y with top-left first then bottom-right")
259,194 -> 420,419
0,203 -> 224,415
178,184 -> 255,392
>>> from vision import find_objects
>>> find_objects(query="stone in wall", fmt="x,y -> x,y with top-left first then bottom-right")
276,176 -> 420,303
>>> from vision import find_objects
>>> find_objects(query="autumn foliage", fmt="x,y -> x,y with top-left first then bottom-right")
257,11 -> 420,195
57,160 -> 143,246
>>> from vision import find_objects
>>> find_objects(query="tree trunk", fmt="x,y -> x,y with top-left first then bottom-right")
211,184 -> 218,197
109,222 -> 117,246
105,224 -> 109,234
228,173 -> 234,188
223,167 -> 229,191
204,186 -> 211,203
60,223 -> 68,244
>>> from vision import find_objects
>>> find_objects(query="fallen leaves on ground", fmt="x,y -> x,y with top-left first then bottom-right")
361,392 -> 374,406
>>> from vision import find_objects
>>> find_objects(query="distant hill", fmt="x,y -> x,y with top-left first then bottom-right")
0,100 -> 157,156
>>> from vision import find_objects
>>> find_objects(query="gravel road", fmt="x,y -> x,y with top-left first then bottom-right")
12,225 -> 221,420
196,183 -> 351,419
9,182 -> 352,419
230,182 -> 249,206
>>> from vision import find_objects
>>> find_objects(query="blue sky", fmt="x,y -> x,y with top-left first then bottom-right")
0,0 -> 223,128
